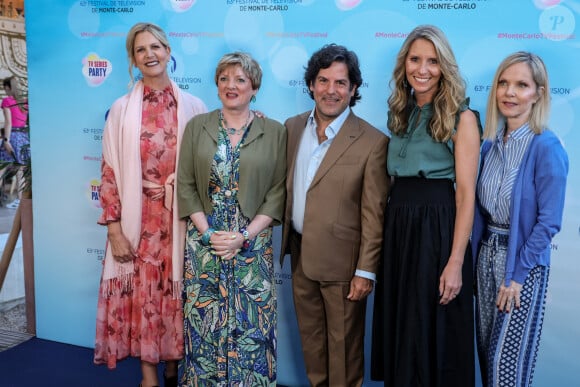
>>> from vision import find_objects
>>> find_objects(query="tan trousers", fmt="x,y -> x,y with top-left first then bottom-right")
289,230 -> 367,387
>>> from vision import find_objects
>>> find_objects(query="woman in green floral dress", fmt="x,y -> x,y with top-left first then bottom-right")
177,52 -> 286,386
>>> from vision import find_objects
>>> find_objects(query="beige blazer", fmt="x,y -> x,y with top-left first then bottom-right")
280,111 -> 389,281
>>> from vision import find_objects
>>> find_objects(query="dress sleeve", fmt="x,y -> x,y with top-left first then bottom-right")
98,159 -> 122,225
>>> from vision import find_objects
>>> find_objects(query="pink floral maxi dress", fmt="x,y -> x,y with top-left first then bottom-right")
94,86 -> 183,369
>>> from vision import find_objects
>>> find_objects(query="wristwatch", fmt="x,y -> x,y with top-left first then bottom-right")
240,228 -> 251,250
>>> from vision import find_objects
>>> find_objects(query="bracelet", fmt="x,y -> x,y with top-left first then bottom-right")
240,228 -> 251,250
201,228 -> 215,246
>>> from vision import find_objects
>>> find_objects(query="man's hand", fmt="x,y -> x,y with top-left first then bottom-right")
347,275 -> 373,301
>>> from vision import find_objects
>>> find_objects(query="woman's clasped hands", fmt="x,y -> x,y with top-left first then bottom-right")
210,231 -> 245,260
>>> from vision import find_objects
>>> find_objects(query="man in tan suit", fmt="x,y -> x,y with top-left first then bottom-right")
280,44 -> 389,387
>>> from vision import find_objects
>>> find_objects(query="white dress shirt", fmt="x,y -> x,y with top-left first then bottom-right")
291,107 -> 375,281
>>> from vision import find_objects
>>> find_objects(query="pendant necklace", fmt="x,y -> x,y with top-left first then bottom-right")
220,110 -> 252,135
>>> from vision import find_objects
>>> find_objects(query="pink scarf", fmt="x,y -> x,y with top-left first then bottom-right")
100,80 -> 206,296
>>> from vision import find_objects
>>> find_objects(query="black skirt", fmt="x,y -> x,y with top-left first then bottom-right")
371,177 -> 474,387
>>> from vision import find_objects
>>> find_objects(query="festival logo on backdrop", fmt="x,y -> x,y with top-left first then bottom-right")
87,246 -> 106,261
538,3 -> 576,41
82,53 -> 113,87
169,0 -> 196,12
79,0 -> 144,14
168,55 -> 203,90
404,0 -> 484,11
336,0 -> 362,11
534,0 -> 563,8
227,0 -> 306,12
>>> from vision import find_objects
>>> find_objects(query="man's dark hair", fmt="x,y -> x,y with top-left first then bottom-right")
304,44 -> 362,107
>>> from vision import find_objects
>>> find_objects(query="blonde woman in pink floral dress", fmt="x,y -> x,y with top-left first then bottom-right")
93,23 -> 206,387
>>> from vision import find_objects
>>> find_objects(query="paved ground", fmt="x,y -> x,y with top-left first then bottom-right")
0,300 -> 25,332
0,196 -> 30,350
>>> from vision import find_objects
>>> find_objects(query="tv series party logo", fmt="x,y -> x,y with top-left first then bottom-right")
88,178 -> 102,209
82,53 -> 113,87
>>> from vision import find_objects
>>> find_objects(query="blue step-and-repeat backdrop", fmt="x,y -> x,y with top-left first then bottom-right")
25,1 -> 579,385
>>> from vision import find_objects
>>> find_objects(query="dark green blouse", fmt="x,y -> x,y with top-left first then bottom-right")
387,101 -> 467,180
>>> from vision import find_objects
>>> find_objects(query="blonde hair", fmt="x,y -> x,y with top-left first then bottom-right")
388,25 -> 466,142
214,52 -> 262,90
125,22 -> 170,87
483,51 -> 550,139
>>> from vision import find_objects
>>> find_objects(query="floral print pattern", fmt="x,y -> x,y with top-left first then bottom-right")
94,86 -> 184,369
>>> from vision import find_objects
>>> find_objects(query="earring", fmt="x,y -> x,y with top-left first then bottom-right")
403,78 -> 408,88
251,95 -> 256,103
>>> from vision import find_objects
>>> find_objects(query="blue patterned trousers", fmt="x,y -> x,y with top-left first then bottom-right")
475,225 -> 549,387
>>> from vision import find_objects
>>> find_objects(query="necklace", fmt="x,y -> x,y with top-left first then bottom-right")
219,110 -> 252,135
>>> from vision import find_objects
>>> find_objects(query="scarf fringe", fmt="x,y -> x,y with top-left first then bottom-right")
101,273 -> 134,297
171,279 -> 182,300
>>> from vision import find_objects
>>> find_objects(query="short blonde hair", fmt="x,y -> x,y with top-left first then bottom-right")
214,52 -> 262,90
125,22 -> 170,87
483,51 -> 550,139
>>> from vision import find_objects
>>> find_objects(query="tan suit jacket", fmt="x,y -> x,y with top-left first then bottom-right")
280,110 -> 389,281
